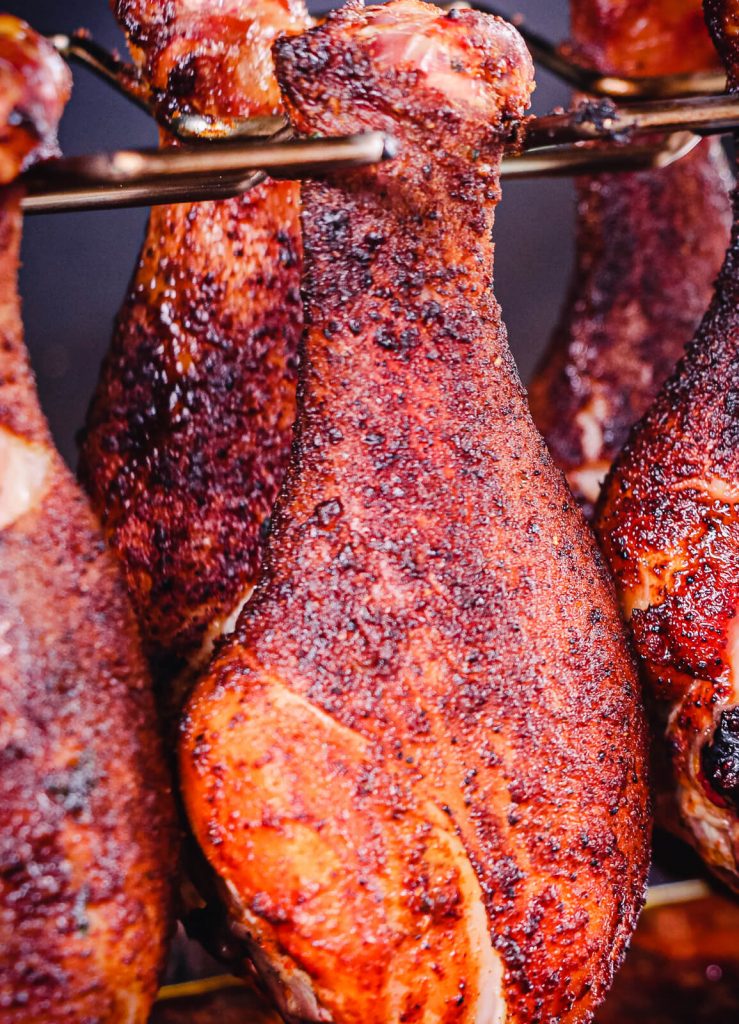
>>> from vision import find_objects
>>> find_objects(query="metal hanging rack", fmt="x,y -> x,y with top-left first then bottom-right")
19,5 -> 739,215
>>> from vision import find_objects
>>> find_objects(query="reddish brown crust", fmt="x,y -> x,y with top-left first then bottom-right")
0,17 -> 70,182
594,0 -> 739,890
704,0 -> 739,87
570,0 -> 716,75
112,0 -> 307,121
595,194 -> 739,889
0,25 -> 177,1022
79,0 -> 308,674
181,4 -> 650,1022
79,181 -> 302,674
528,0 -> 731,518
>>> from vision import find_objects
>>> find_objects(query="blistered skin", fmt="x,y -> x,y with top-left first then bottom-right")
528,0 -> 731,518
79,0 -> 308,680
181,4 -> 650,1022
594,0 -> 739,892
0,19 -> 177,1022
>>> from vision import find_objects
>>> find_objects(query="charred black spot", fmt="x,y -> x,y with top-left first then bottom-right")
725,388 -> 739,418
702,706 -> 739,807
167,54 -> 198,100
573,98 -> 621,136
314,498 -> 343,527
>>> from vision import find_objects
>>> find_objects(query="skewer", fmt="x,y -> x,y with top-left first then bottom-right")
48,19 -> 734,146
524,93 -> 739,148
156,974 -> 247,1003
503,131 -> 701,180
149,92 -> 739,149
151,880 -> 713,1007
20,132 -> 395,214
18,130 -> 701,215
49,32 -> 150,113
51,10 -> 728,109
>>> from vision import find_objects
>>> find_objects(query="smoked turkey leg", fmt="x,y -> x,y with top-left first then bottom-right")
0,17 -> 177,1023
595,0 -> 739,893
79,0 -> 309,689
181,3 -> 650,1022
529,0 -> 731,518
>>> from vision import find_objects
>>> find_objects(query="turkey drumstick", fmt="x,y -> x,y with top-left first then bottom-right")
180,3 -> 650,1022
79,0 -> 309,689
529,0 -> 731,518
0,17 -> 177,1022
595,0 -> 739,891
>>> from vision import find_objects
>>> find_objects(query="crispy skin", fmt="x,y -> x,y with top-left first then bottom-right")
153,893 -> 739,1024
0,19 -> 176,1022
528,0 -> 731,518
594,0 -> 739,892
180,4 -> 650,1022
79,0 -> 308,680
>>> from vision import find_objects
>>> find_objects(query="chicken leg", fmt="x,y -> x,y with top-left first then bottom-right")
180,3 -> 651,1022
79,0 -> 309,688
595,0 -> 739,891
0,17 -> 177,1022
528,0 -> 731,518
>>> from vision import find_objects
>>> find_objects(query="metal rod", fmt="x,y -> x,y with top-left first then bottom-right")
153,880 -> 708,1005
137,93 -> 739,153
643,879 -> 712,910
524,93 -> 739,148
19,132 -> 396,214
466,2 -> 726,98
504,132 -> 701,180
18,129 -> 701,215
50,21 -> 731,151
166,113 -> 288,141
49,32 -> 150,114
20,171 -> 268,214
45,26 -> 737,154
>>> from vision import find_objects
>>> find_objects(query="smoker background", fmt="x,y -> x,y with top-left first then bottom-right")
10,0 -> 571,467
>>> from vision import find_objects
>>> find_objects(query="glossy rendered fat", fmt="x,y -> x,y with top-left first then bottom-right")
528,0 -> 732,518
595,0 -> 739,891
79,0 -> 308,682
181,4 -> 650,1022
0,19 -> 176,1023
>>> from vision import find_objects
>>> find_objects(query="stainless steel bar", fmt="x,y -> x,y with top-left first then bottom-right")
165,113 -> 288,141
20,171 -> 268,214
166,94 -> 739,152
523,93 -> 739,148
18,130 -> 701,214
503,132 -> 701,180
47,26 -> 736,150
49,32 -> 150,113
19,132 -> 396,214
